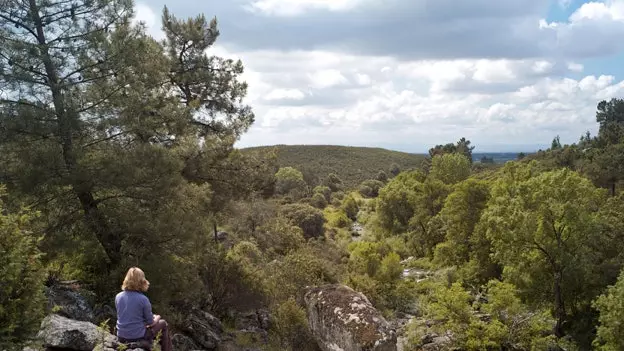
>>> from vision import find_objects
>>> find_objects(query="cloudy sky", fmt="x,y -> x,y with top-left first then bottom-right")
135,0 -> 624,152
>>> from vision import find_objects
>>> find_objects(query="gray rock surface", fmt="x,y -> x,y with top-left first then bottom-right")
45,284 -> 95,322
304,284 -> 397,351
180,309 -> 224,349
172,333 -> 201,351
36,314 -> 114,350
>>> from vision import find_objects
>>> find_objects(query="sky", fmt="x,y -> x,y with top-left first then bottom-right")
134,0 -> 624,152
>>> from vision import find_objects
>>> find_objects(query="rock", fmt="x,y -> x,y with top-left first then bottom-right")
172,333 -> 201,351
180,309 -> 223,349
45,283 -> 95,322
304,284 -> 397,351
37,314 -> 114,351
421,335 -> 452,351
234,309 -> 270,331
93,304 -> 116,326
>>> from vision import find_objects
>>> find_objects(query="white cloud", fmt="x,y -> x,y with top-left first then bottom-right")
308,69 -> 349,89
131,1 -> 624,151
264,88 -> 306,101
246,0 -> 366,16
223,46 -> 624,150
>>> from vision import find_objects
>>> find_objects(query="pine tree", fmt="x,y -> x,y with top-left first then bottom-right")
0,1 -> 261,283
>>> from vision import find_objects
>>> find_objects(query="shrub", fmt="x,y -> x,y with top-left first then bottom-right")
310,193 -> 328,209
0,187 -> 47,347
279,204 -> 325,239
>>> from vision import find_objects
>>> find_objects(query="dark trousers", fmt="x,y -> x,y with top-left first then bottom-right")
119,319 -> 172,351
144,319 -> 172,351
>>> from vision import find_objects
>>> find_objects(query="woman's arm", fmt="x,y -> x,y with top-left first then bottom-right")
143,297 -> 155,327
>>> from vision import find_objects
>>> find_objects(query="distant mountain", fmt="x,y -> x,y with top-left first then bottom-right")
473,152 -> 521,164
243,144 -> 426,188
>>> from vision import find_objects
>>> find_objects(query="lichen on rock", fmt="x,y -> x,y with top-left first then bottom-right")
304,284 -> 397,351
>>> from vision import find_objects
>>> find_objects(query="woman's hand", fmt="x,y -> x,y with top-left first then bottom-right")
147,314 -> 161,328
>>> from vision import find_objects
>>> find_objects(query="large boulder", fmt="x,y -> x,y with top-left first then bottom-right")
45,282 -> 95,322
37,314 -> 114,351
179,309 -> 224,349
172,333 -> 201,351
304,285 -> 397,351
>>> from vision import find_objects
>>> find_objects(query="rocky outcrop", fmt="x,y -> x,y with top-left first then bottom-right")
172,333 -> 201,351
45,282 -> 95,322
304,284 -> 397,351
179,308 -> 224,349
36,314 -> 116,351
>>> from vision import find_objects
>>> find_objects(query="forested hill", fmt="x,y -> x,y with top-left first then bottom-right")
243,144 -> 426,188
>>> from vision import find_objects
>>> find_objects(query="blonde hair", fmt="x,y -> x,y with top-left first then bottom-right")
122,267 -> 150,292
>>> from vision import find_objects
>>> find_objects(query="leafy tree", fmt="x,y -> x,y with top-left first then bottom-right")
313,185 -> 331,202
279,203 -> 325,239
433,179 -> 492,277
429,153 -> 471,185
376,170 -> 426,233
358,179 -> 384,198
323,173 -> 343,192
406,280 -> 560,351
482,168 -> 607,337
254,217 -> 305,258
429,137 -> 475,163
596,98 -> 624,146
341,195 -> 359,220
551,135 -> 562,150
310,193 -> 328,209
593,269 -> 624,350
275,167 -> 307,197
376,170 -> 388,182
0,187 -> 46,348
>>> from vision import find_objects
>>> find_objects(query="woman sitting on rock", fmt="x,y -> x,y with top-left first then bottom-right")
115,267 -> 172,351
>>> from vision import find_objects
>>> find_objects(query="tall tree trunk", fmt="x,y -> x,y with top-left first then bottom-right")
29,0 -> 121,268
554,271 -> 565,338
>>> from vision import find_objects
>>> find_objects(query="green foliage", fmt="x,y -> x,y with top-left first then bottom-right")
430,153 -> 471,185
429,137 -> 475,163
269,299 -> 317,351
432,178 -> 495,283
341,195 -> 359,220
313,186 -> 332,202
310,193 -> 328,209
593,269 -> 624,350
358,179 -> 385,198
275,167 -> 307,198
323,173 -> 344,192
0,187 -> 46,347
406,281 -> 560,350
376,170 -> 389,182
376,170 -> 427,233
266,248 -> 340,304
0,0 -> 266,305
324,208 -> 351,229
482,167 -> 609,339
243,145 -> 425,189
279,203 -> 325,239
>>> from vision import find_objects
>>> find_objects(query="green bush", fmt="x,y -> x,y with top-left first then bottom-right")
269,298 -> 317,351
310,193 -> 328,209
279,203 -> 325,239
0,187 -> 47,348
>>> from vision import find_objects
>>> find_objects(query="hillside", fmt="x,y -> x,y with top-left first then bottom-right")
243,144 -> 427,188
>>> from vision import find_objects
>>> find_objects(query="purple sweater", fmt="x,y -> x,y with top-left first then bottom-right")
115,290 -> 154,340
